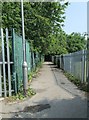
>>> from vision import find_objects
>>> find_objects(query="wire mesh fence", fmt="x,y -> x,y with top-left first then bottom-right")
12,29 -> 44,93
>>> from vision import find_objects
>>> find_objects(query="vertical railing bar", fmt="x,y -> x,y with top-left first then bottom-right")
6,28 -> 11,96
0,64 -> 2,97
1,28 -> 7,97
84,50 -> 86,82
69,53 -> 71,73
12,29 -> 17,94
0,28 -> 2,97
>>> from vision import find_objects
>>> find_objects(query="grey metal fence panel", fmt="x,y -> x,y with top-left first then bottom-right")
59,50 -> 87,83
63,54 -> 71,73
55,55 -> 59,65
60,55 -> 64,70
52,56 -> 54,63
52,50 -> 88,83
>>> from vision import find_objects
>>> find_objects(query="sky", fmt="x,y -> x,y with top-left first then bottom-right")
63,2 -> 87,35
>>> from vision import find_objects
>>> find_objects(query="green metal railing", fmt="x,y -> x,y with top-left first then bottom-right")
0,28 -> 44,97
12,29 -> 44,92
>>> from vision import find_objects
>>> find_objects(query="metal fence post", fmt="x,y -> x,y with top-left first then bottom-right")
12,29 -> 17,94
1,28 -> 7,97
70,53 -> 71,73
6,28 -> 11,96
60,55 -> 61,68
81,50 -> 86,83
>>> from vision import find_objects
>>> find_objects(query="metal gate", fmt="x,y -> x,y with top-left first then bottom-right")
0,28 -> 14,97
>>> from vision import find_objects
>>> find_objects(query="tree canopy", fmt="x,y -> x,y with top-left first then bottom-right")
66,32 -> 86,53
1,2 -> 68,54
1,2 -> 86,55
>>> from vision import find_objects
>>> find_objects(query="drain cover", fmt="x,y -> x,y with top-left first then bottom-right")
23,104 -> 51,113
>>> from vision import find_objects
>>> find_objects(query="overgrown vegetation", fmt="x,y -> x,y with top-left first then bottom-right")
5,60 -> 43,102
5,87 -> 36,103
28,61 -> 43,83
64,72 -> 89,92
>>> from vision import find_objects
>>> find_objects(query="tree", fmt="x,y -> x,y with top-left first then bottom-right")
1,2 -> 21,33
66,32 -> 86,53
1,2 -> 68,54
47,29 -> 68,55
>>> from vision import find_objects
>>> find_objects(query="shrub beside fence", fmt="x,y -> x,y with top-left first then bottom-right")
52,50 -> 88,83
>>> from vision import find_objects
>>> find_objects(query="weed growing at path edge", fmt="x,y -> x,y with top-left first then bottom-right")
5,87 -> 36,103
64,72 -> 89,93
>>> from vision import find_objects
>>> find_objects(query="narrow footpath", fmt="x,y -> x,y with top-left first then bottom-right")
0,62 -> 88,118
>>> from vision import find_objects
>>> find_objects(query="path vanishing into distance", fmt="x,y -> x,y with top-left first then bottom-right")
0,62 -> 88,118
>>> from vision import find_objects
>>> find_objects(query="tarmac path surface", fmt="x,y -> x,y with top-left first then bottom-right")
0,62 -> 88,118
